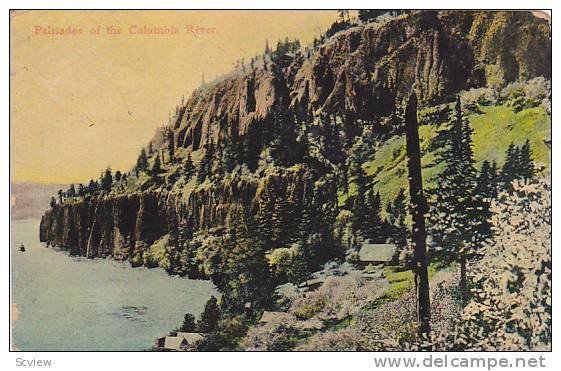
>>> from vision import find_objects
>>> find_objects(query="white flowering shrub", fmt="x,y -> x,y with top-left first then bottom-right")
460,87 -> 498,109
500,77 -> 551,112
436,179 -> 551,350
460,78 -> 550,113
289,275 -> 388,322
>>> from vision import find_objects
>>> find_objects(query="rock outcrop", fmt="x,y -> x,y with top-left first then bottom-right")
173,11 -> 550,153
40,11 -> 550,266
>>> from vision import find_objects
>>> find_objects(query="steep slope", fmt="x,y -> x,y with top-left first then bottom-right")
40,10 -> 551,269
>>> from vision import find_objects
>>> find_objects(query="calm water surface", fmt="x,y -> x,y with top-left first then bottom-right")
11,219 -> 217,351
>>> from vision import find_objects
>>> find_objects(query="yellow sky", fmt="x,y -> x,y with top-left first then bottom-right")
10,10 -> 339,184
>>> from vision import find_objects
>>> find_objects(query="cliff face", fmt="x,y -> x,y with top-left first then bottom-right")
39,167 -> 310,262
173,11 -> 550,153
40,11 -> 550,265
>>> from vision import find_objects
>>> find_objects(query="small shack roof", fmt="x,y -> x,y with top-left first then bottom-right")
162,336 -> 188,350
359,243 -> 397,263
175,332 -> 205,344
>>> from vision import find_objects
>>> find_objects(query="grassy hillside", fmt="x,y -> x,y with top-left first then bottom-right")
364,103 -> 551,208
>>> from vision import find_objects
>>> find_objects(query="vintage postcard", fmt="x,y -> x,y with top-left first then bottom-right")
9,9 -> 551,355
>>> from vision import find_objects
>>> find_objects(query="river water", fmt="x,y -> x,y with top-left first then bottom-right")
11,219 -> 217,351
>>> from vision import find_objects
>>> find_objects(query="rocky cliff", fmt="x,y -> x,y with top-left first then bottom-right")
173,11 -> 550,153
40,10 -> 550,266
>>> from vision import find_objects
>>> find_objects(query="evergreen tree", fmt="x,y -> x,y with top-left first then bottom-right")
180,313 -> 196,332
67,184 -> 76,198
151,155 -> 162,180
88,179 -> 98,195
358,9 -> 387,23
136,148 -> 149,176
197,143 -> 214,183
114,170 -> 122,183
50,197 -> 57,208
268,107 -> 298,166
501,140 -> 534,185
218,206 -> 274,317
256,189 -> 275,249
386,188 -> 408,249
490,161 -> 499,191
101,168 -> 113,192
184,153 -> 195,180
167,129 -> 175,163
270,181 -> 294,247
349,161 -> 369,241
298,176 -> 314,243
476,160 -> 498,200
77,184 -> 85,197
518,139 -> 535,179
168,212 -> 179,247
337,10 -> 350,23
57,189 -> 63,204
429,96 -> 490,307
197,296 -> 220,333
365,191 -> 384,242
501,143 -> 519,184
222,139 -> 240,173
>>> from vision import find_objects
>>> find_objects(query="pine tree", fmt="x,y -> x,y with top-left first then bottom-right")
518,139 -> 535,179
429,96 -> 490,307
77,184 -> 85,197
88,179 -> 98,195
350,161 -> 369,241
101,168 -> 113,192
168,212 -> 179,247
298,176 -> 314,243
135,148 -> 149,176
501,143 -> 519,184
222,139 -> 240,173
67,184 -> 76,198
476,161 -> 495,200
180,313 -> 196,332
358,10 -> 387,23
365,191 -> 384,242
387,188 -> 408,249
490,161 -> 499,193
114,170 -> 122,183
50,197 -> 57,208
501,140 -> 534,186
151,155 -> 162,181
197,142 -> 214,183
197,296 -> 220,333
337,10 -> 350,23
184,153 -> 195,180
256,192 -> 274,249
167,129 -> 175,163
271,184 -> 294,247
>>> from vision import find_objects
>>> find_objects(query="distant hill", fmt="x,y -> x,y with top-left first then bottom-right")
11,183 -> 63,220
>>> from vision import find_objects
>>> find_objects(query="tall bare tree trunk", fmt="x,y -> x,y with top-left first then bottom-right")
404,92 -> 431,342
459,252 -> 468,307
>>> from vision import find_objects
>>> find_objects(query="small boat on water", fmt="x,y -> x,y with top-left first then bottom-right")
19,243 -> 25,252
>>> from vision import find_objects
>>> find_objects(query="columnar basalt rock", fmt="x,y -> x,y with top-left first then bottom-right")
39,11 -> 550,268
